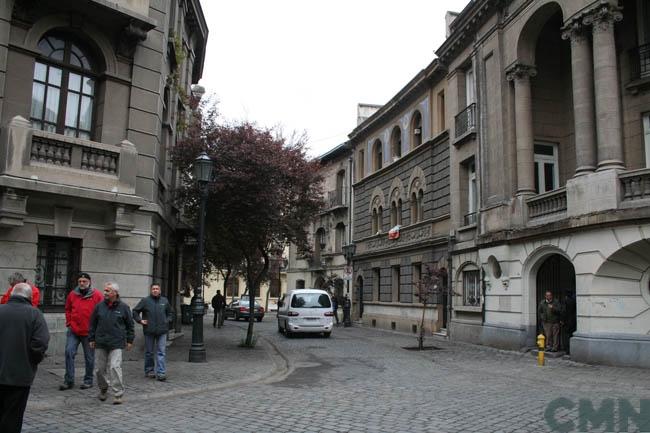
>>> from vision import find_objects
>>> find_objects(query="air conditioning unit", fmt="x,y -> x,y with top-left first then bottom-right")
414,128 -> 421,135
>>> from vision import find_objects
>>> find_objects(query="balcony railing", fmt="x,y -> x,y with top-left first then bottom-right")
326,188 -> 347,209
463,212 -> 477,226
454,103 -> 476,138
621,168 -> 650,202
629,43 -> 650,81
527,187 -> 567,219
31,134 -> 119,175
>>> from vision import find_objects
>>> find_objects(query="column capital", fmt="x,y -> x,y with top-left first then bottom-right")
505,63 -> 537,82
583,2 -> 623,33
561,18 -> 589,43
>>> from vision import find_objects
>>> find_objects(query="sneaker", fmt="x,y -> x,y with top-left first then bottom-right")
156,375 -> 167,381
146,372 -> 156,379
98,390 -> 108,401
113,396 -> 122,405
79,383 -> 93,390
59,383 -> 73,391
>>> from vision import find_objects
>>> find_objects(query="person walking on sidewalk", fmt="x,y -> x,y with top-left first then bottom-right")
211,290 -> 226,328
60,272 -> 103,391
1,272 -> 41,308
537,290 -> 562,352
0,283 -> 49,433
133,283 -> 172,381
330,290 -> 340,326
89,282 -> 134,405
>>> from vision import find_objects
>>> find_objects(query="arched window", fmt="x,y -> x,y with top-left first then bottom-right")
397,199 -> 403,225
411,192 -> 419,224
390,201 -> 398,227
372,208 -> 378,234
31,33 -> 98,139
418,189 -> 424,221
390,126 -> 401,160
335,223 -> 346,253
411,111 -> 423,148
315,228 -> 326,257
372,139 -> 383,171
377,206 -> 383,232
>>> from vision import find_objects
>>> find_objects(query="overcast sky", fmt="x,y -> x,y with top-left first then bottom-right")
199,0 -> 470,157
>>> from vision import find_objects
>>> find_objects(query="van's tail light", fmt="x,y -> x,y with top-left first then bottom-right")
324,311 -> 334,316
259,307 -> 265,313
288,311 -> 300,316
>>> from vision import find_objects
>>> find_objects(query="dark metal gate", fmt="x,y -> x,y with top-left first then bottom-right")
34,237 -> 81,311
536,254 -> 576,353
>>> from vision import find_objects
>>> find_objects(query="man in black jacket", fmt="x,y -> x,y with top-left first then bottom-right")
89,282 -> 134,405
211,290 -> 226,328
133,283 -> 173,381
0,283 -> 50,433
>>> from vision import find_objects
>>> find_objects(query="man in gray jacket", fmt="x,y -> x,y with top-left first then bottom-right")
133,283 -> 173,381
89,282 -> 134,405
0,283 -> 50,433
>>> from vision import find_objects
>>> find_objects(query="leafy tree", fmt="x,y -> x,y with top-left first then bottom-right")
173,102 -> 324,345
414,265 -> 447,350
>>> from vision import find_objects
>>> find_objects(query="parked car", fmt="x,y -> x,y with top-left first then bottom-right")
277,289 -> 333,338
225,298 -> 265,322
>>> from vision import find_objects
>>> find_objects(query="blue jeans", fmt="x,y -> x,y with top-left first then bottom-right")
64,329 -> 94,385
144,333 -> 167,376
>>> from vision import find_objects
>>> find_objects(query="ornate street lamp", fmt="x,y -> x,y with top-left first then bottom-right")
189,151 -> 213,362
342,243 -> 357,326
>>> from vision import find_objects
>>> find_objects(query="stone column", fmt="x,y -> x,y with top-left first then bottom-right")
506,64 -> 537,195
562,21 -> 597,176
584,4 -> 624,170
0,0 -> 15,122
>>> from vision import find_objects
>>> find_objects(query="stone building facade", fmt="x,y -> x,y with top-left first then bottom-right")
440,0 -> 650,368
0,0 -> 207,355
287,143 -> 353,300
349,60 -> 451,335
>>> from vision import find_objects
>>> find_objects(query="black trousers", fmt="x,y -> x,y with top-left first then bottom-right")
0,384 -> 31,433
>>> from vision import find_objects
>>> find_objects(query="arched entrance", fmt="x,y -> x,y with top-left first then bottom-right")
314,276 -> 325,290
536,254 -> 576,353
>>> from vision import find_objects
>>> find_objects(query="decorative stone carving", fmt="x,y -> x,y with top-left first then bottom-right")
505,63 -> 537,81
560,18 -> 589,44
0,188 -> 27,227
118,20 -> 149,57
583,2 -> 623,34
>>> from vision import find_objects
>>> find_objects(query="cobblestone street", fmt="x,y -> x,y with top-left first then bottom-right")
24,318 -> 650,433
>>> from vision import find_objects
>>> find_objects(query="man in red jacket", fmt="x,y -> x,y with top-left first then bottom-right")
59,272 -> 103,391
0,272 -> 40,308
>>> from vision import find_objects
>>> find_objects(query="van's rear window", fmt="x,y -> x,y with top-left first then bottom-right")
291,293 -> 331,308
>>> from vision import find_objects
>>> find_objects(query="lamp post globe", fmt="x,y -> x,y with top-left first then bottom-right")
189,151 -> 213,363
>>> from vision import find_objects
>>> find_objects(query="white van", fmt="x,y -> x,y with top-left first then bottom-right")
277,289 -> 334,338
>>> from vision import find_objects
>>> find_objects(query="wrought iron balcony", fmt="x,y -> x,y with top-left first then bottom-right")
629,43 -> 650,81
454,103 -> 476,138
326,187 -> 347,209
463,212 -> 477,226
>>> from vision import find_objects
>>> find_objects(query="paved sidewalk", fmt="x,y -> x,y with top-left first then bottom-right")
28,318 -> 287,410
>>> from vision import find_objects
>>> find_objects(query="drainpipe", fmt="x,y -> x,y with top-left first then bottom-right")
481,267 -> 486,324
446,231 -> 455,338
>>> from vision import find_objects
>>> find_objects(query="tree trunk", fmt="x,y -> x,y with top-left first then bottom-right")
419,301 -> 427,350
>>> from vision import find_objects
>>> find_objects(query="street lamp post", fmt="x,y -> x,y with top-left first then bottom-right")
342,243 -> 356,326
189,151 -> 213,363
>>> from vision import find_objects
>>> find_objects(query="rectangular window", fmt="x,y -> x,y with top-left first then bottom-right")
643,113 -> 650,168
462,270 -> 481,307
534,143 -> 559,194
468,161 -> 477,214
372,268 -> 380,302
357,149 -> 365,180
412,263 -> 422,303
437,90 -> 446,132
465,66 -> 475,106
392,266 -> 400,303
34,236 -> 82,311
